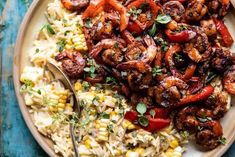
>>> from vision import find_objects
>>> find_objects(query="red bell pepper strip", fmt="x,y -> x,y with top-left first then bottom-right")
127,0 -> 160,31
124,110 -> 170,132
145,117 -> 171,132
213,18 -> 234,47
179,85 -> 214,106
148,108 -> 169,119
127,21 -> 142,35
165,29 -> 196,43
124,111 -> 138,122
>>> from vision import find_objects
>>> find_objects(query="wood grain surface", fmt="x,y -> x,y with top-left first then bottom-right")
0,0 -> 235,157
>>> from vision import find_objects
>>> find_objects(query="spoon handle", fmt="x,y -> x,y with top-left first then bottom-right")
70,123 -> 80,157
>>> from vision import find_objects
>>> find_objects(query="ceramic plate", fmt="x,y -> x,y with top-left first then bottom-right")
13,0 -> 235,156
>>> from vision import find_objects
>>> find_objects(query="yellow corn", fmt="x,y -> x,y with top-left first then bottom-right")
134,148 -> 144,156
165,151 -> 173,157
126,151 -> 139,157
58,103 -> 65,108
57,107 -> 64,112
84,139 -> 91,149
172,152 -> 182,157
166,148 -> 174,153
114,149 -> 122,156
75,45 -> 84,51
75,82 -> 82,91
170,139 -> 179,149
127,123 -> 136,130
98,94 -> 105,103
65,44 -> 72,50
122,120 -> 136,130
59,99 -> 66,103
48,106 -> 57,112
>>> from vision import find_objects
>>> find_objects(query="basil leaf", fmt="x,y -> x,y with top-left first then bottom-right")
136,103 -> 147,115
138,116 -> 149,127
149,23 -> 157,36
156,14 -> 172,24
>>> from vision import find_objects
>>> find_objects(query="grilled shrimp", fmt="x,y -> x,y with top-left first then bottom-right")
184,26 -> 211,62
89,39 -> 125,66
205,0 -> 230,17
211,47 -> 232,72
154,76 -> 188,107
195,120 -> 223,150
175,106 -> 199,132
163,1 -> 185,22
117,60 -> 152,73
61,0 -> 89,11
200,19 -> 217,37
184,0 -> 208,21
204,91 -> 231,119
223,65 -> 235,94
127,71 -> 153,91
55,51 -> 86,78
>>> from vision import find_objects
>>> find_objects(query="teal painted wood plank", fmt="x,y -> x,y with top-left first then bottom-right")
0,0 -> 235,157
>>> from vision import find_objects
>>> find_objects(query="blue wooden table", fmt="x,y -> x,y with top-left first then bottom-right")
0,0 -> 235,157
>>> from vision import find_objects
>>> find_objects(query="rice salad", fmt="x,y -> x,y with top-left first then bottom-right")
20,0 -> 189,156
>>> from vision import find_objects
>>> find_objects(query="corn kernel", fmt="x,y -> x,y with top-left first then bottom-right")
75,82 -> 82,91
65,106 -> 73,112
97,135 -> 108,141
58,103 -> 65,108
61,95 -> 68,100
165,151 -> 173,157
67,38 -> 72,45
122,120 -> 131,128
85,139 -> 91,148
48,106 -> 57,112
65,44 -> 72,50
58,107 -> 64,112
98,131 -> 108,136
79,34 -> 85,39
127,123 -> 136,130
166,148 -> 174,153
134,148 -> 144,156
59,99 -> 66,103
126,151 -> 139,157
110,111 -> 117,117
114,149 -> 122,156
170,140 -> 179,149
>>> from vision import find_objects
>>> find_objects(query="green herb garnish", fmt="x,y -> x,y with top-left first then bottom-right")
82,82 -> 90,91
41,24 -> 56,35
152,66 -> 162,77
138,116 -> 149,127
85,18 -> 93,28
56,40 -> 66,52
218,137 -> 227,145
100,113 -> 110,119
149,23 -> 157,36
197,117 -> 212,123
107,124 -> 114,133
156,14 -> 172,24
114,42 -> 119,49
84,65 -> 96,78
127,7 -> 142,20
106,77 -> 117,85
149,109 -> 156,118
136,103 -> 147,115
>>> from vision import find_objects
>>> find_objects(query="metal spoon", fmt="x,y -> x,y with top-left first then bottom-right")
46,62 -> 80,157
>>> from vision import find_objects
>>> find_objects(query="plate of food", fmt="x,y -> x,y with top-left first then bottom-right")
13,0 -> 235,156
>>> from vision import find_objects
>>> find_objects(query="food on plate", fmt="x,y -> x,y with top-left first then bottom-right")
20,0 -> 234,156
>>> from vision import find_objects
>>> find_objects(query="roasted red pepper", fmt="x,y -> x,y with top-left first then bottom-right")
165,29 -> 196,43
124,108 -> 170,132
213,18 -> 234,47
127,21 -> 142,35
127,0 -> 160,31
179,85 -> 214,106
145,117 -> 171,132
82,0 -> 105,19
124,111 -> 138,122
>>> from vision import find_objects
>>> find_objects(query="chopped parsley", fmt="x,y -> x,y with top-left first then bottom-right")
106,77 -> 117,85
20,80 -> 33,93
197,116 -> 212,123
41,24 -> 56,35
180,131 -> 190,138
107,124 -> 114,133
56,40 -> 66,52
114,42 -> 119,49
84,65 -> 96,78
100,113 -> 110,119
82,82 -> 90,91
127,7 -> 142,20
84,18 -> 93,28
217,137 -> 227,145
152,66 -> 162,77
149,23 -> 157,36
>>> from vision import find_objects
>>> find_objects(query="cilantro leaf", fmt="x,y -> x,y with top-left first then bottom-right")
138,116 -> 149,127
156,14 -> 172,24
